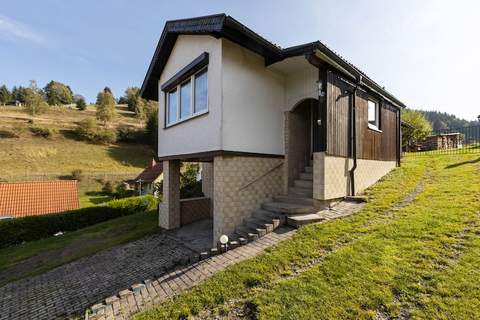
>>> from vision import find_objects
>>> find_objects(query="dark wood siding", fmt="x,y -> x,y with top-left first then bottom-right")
326,71 -> 398,161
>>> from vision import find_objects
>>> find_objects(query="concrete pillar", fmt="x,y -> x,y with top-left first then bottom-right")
201,162 -> 214,198
158,160 -> 180,229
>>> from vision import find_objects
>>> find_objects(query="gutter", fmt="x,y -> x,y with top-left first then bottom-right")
350,85 -> 358,196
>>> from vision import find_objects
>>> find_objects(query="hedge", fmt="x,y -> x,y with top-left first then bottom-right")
0,195 -> 157,248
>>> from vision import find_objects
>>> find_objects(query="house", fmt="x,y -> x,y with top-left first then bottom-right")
133,159 -> 163,195
140,14 -> 405,243
419,132 -> 463,151
0,180 -> 79,218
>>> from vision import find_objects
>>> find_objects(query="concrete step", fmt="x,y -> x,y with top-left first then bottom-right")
252,209 -> 285,226
304,166 -> 313,173
294,179 -> 313,189
287,213 -> 324,227
289,187 -> 313,198
236,224 -> 266,239
244,217 -> 274,233
273,195 -> 314,206
235,229 -> 258,242
299,172 -> 313,180
262,201 -> 315,215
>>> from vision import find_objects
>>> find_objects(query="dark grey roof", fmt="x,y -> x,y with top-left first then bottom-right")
141,14 -> 406,108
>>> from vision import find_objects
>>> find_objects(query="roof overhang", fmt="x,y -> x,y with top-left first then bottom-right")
141,14 -> 407,110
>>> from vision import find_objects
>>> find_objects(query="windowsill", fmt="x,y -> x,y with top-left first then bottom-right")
368,124 -> 382,133
165,110 -> 209,129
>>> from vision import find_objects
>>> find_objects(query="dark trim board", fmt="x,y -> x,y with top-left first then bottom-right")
161,52 -> 209,92
157,150 -> 285,162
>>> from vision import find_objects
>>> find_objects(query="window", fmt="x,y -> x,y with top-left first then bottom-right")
367,100 -> 380,130
167,89 -> 177,124
194,70 -> 208,113
180,81 -> 191,119
165,68 -> 208,126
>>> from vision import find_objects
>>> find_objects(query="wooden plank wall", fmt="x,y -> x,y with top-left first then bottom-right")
326,71 -> 398,161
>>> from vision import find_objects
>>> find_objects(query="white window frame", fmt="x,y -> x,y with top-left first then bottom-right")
367,99 -> 381,131
165,67 -> 208,127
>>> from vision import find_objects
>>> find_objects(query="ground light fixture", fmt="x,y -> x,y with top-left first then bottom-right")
219,234 -> 229,252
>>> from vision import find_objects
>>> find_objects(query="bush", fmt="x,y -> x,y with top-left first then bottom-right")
0,195 -> 157,248
75,118 -> 117,144
117,126 -> 146,143
29,126 -> 56,138
71,169 -> 83,181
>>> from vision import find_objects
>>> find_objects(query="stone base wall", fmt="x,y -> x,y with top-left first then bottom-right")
213,155 -> 284,243
180,197 -> 212,226
158,160 -> 180,229
313,152 -> 396,200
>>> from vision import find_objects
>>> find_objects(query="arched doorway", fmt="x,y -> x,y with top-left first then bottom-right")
285,98 -> 319,189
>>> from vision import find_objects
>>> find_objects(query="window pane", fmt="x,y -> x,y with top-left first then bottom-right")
195,70 -> 208,112
180,81 -> 191,119
168,90 -> 177,124
368,100 -> 377,125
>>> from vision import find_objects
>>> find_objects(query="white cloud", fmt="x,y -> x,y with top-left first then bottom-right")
0,13 -> 47,45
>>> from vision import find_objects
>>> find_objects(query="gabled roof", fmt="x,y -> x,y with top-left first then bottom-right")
134,159 -> 163,184
141,13 -> 406,109
0,180 -> 79,218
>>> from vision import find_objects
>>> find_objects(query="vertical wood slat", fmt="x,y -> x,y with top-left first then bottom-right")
326,72 -> 398,161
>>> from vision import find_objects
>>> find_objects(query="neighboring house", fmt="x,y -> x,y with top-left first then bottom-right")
419,133 -> 463,151
133,159 -> 163,195
0,180 -> 79,218
140,14 -> 405,243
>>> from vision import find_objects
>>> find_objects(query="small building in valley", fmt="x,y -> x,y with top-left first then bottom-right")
133,159 -> 163,195
419,133 -> 463,151
0,180 -> 79,218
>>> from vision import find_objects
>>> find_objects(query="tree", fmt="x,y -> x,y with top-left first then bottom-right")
24,81 -> 49,116
402,110 -> 432,150
12,86 -> 27,103
0,85 -> 11,105
44,80 -> 74,106
123,87 -> 140,112
74,95 -> 87,110
145,106 -> 158,152
95,90 -> 117,125
103,86 -> 113,94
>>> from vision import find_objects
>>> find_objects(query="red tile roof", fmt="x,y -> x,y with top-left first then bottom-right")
0,180 -> 79,218
134,159 -> 163,184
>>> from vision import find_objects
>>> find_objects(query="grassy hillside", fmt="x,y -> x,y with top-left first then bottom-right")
136,153 -> 480,320
0,105 -> 154,193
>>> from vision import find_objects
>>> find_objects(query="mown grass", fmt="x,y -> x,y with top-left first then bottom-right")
0,210 -> 159,286
79,194 -> 114,208
135,156 -> 439,319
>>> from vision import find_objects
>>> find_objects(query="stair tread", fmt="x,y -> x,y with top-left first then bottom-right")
287,213 -> 324,227
262,201 -> 315,214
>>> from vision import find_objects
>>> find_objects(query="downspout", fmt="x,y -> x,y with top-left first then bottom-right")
350,86 -> 358,196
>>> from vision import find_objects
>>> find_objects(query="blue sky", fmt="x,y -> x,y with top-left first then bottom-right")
1,0 -> 479,120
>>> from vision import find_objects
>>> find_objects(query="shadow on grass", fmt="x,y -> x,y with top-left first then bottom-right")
107,144 -> 154,168
445,157 -> 480,169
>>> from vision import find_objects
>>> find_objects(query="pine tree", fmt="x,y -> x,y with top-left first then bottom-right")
0,85 -> 11,105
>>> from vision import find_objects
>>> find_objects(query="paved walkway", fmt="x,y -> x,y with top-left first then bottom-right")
86,227 -> 296,320
0,220 -> 214,320
85,201 -> 364,320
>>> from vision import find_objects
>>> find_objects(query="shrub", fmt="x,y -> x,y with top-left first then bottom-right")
117,126 -> 146,143
71,169 -> 83,181
75,118 -> 117,144
29,126 -> 56,138
0,195 -> 157,248
95,128 -> 117,144
102,181 -> 114,194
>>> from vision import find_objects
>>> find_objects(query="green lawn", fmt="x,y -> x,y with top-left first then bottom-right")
79,193 -> 114,207
0,210 -> 159,286
135,153 -> 480,320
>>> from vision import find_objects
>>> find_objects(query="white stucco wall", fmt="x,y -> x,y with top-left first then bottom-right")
284,64 -> 318,111
157,35 -> 223,157
156,35 -> 319,158
221,39 -> 285,155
